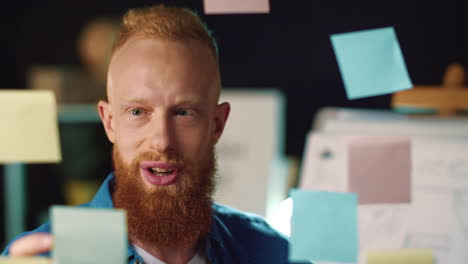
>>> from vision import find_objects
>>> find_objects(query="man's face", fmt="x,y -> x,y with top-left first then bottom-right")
98,37 -> 230,245
100,37 -> 228,191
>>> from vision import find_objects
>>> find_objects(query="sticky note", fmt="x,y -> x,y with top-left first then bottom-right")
290,190 -> 358,263
0,257 -> 51,264
348,136 -> 411,204
0,90 -> 61,163
203,0 -> 270,14
367,249 -> 434,264
330,27 -> 413,100
52,206 -> 127,264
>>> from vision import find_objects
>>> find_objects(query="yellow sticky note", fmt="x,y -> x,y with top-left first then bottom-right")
367,249 -> 434,264
0,90 -> 61,163
0,257 -> 52,264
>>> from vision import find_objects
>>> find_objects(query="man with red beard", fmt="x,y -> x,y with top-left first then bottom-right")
2,4 -> 295,264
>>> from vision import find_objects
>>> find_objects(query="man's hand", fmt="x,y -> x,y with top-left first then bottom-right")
9,233 -> 53,256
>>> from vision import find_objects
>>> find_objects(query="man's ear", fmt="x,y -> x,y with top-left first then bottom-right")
212,102 -> 230,144
97,100 -> 115,143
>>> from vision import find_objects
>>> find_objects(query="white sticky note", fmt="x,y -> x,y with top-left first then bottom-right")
0,90 -> 61,163
203,0 -> 270,14
52,206 -> 127,264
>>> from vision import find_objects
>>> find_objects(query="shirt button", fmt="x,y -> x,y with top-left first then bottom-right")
134,260 -> 141,264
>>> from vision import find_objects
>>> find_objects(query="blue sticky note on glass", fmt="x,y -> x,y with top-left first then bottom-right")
290,190 -> 358,263
52,206 -> 127,264
330,27 -> 413,100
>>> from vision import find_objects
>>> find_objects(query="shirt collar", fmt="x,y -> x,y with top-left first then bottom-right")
89,173 -> 115,209
207,212 -> 227,250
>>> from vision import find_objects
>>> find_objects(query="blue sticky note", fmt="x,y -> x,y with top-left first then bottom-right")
330,27 -> 413,100
52,206 -> 127,264
290,190 -> 358,263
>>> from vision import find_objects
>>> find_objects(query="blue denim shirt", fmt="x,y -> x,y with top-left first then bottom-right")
2,173 -> 309,264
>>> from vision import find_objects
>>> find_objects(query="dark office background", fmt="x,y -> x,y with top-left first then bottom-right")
1,0 -> 467,247
2,0 -> 468,157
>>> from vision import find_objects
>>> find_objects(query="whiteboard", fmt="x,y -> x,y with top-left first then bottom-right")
319,115 -> 468,138
300,132 -> 468,264
214,89 -> 287,218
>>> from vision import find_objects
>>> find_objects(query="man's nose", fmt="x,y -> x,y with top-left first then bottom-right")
148,114 -> 174,153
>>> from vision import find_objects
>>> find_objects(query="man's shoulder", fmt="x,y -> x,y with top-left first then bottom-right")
212,203 -> 289,253
211,204 -> 314,264
213,203 -> 287,239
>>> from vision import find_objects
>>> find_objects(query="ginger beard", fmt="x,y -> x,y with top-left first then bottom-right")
112,146 -> 216,247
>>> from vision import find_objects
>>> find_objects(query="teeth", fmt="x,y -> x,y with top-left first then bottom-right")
152,168 -> 172,173
149,167 -> 174,174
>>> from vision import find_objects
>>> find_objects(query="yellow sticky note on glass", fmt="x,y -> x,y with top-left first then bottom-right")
367,249 -> 434,264
52,206 -> 127,264
0,257 -> 52,264
0,90 -> 61,163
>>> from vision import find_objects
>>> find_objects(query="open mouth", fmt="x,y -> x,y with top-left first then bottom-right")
140,161 -> 181,186
148,167 -> 175,177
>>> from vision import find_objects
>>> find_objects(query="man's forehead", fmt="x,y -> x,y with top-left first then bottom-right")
106,37 -> 220,104
174,95 -> 204,104
108,38 -> 165,73
111,36 -> 207,62
118,94 -> 204,104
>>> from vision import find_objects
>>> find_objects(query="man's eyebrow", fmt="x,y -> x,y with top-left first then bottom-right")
119,98 -> 151,108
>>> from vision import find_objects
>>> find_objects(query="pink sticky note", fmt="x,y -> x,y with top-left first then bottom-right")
348,136 -> 411,204
203,0 -> 270,14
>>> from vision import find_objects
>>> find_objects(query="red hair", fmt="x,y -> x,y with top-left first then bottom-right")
112,5 -> 218,59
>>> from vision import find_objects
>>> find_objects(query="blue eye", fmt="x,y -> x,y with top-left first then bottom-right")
130,108 -> 144,116
174,109 -> 192,116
